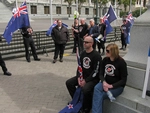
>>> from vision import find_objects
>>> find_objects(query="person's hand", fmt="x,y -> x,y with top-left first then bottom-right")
80,79 -> 86,87
78,77 -> 82,86
103,81 -> 113,91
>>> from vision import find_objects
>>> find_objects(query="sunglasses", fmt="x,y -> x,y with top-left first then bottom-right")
106,49 -> 110,53
83,41 -> 92,44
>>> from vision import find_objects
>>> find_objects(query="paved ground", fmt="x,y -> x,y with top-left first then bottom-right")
0,40 -> 127,113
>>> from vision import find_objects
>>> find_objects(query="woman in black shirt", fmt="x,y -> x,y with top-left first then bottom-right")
92,43 -> 128,113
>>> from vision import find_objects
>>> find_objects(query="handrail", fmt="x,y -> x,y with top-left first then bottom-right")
0,27 -> 121,60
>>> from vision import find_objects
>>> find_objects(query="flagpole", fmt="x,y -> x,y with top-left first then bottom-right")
16,0 -> 18,8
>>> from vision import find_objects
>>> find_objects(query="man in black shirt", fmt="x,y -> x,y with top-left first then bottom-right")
66,36 -> 102,113
21,26 -> 40,62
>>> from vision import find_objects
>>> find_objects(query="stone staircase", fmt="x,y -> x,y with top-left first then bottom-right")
0,1 -> 14,23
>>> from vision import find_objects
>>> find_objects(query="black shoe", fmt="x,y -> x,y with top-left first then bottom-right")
146,90 -> 150,96
27,59 -> 31,62
119,48 -> 123,50
34,58 -> 41,61
123,48 -> 126,51
101,52 -> 105,56
4,71 -> 12,76
80,108 -> 90,113
53,59 -> 57,63
59,59 -> 63,62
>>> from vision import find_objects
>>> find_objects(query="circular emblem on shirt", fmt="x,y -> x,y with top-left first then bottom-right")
83,57 -> 91,69
105,64 -> 116,76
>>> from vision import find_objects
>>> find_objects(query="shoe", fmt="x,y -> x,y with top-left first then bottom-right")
53,59 -> 57,63
146,90 -> 150,96
59,59 -> 63,62
119,48 -> 123,50
79,108 -> 90,113
4,71 -> 12,76
123,48 -> 126,51
27,59 -> 31,62
34,58 -> 41,61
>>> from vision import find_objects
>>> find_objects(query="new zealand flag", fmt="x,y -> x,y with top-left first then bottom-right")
3,1 -> 30,44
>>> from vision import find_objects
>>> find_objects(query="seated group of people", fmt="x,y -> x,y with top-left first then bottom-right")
66,36 -> 128,113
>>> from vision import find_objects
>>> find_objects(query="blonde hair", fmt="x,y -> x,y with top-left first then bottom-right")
106,43 -> 119,59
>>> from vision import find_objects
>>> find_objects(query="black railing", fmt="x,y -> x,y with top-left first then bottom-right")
0,27 -> 121,60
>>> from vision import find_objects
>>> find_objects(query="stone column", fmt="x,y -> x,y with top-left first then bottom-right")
123,0 -> 150,90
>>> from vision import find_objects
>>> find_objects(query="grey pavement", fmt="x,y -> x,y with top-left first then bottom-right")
0,41 -> 126,113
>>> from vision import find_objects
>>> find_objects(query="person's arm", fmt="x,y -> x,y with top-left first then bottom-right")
85,54 -> 102,83
99,58 -> 106,82
111,59 -> 128,88
51,28 -> 55,41
66,28 -> 70,42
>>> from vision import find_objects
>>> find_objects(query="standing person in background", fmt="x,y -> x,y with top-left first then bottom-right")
88,19 -> 100,50
92,43 -> 128,113
78,18 -> 88,54
72,18 -> 79,53
120,19 -> 127,51
21,26 -> 40,63
51,19 -> 69,63
97,17 -> 106,55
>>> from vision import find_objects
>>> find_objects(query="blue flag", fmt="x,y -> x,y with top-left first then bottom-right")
105,19 -> 113,35
149,46 -> 150,57
106,5 -> 117,23
46,20 -> 68,36
3,1 -> 30,44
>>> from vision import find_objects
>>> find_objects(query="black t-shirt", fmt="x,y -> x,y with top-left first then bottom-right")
79,23 -> 88,39
121,24 -> 127,38
99,57 -> 128,88
98,23 -> 106,37
79,50 -> 102,83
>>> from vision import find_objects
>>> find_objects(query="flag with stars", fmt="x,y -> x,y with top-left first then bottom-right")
3,0 -> 30,44
59,46 -> 83,113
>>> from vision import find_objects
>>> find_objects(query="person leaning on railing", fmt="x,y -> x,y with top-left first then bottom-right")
0,36 -> 12,76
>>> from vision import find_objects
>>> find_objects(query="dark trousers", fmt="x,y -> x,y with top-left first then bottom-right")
78,38 -> 84,55
23,37 -> 38,61
53,43 -> 66,60
0,53 -> 7,73
72,35 -> 78,53
66,76 -> 98,110
97,40 -> 105,53
121,34 -> 127,48
92,39 -> 96,50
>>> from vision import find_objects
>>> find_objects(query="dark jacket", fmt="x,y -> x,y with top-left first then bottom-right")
21,26 -> 32,38
51,25 -> 69,44
88,25 -> 100,39
79,23 -> 88,39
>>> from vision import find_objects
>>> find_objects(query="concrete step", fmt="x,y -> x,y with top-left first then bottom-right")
103,86 -> 150,113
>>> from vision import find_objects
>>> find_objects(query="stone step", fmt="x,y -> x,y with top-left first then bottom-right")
103,86 -> 150,113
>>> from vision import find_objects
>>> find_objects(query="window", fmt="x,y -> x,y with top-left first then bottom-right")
44,6 -> 50,14
85,8 -> 89,15
67,7 -> 71,14
56,7 -> 61,14
31,5 -> 37,14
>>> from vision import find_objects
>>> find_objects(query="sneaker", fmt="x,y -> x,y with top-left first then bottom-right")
4,71 -> 12,76
53,59 -> 57,63
27,59 -> 31,62
119,48 -> 123,50
146,90 -> 150,96
59,59 -> 63,62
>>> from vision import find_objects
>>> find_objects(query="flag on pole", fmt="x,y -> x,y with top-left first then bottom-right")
142,46 -> 150,98
46,20 -> 68,36
106,5 -> 117,23
59,46 -> 83,113
3,0 -> 30,44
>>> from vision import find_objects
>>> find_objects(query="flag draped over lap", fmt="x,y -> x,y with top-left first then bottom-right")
59,46 -> 83,113
3,0 -> 30,44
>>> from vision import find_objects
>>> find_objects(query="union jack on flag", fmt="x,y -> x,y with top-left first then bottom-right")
3,0 -> 30,44
14,2 -> 28,18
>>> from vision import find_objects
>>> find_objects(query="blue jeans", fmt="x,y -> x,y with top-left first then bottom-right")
92,82 -> 124,113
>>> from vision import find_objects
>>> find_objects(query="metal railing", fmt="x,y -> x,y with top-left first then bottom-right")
0,27 -> 121,60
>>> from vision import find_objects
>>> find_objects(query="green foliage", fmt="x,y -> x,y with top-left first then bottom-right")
132,8 -> 147,17
120,11 -> 127,18
64,0 -> 74,5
